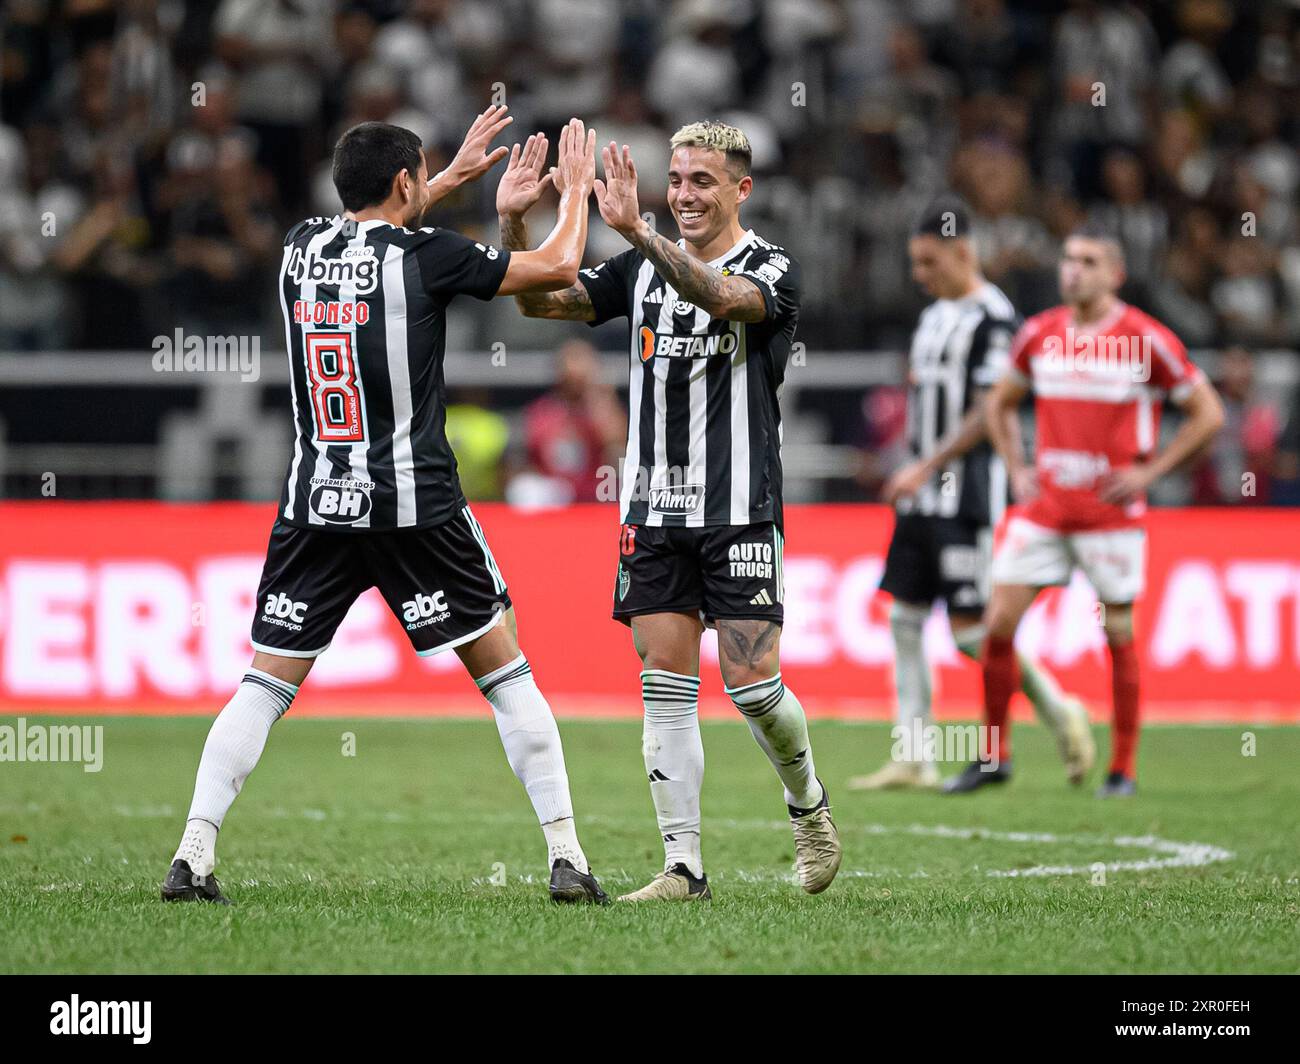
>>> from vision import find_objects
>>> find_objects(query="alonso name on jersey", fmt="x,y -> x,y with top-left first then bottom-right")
275,215 -> 510,533
582,228 -> 801,528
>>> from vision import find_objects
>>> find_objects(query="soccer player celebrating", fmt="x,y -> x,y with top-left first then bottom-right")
849,199 -> 1093,793
498,121 -> 841,900
946,225 -> 1224,796
162,109 -> 612,904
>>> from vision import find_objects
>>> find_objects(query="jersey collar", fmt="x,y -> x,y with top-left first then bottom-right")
1069,299 -> 1127,336
677,228 -> 756,269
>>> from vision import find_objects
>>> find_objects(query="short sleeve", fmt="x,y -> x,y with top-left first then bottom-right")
1144,318 -> 1202,402
1007,318 -> 1041,385
969,315 -> 1019,388
735,247 -> 801,325
414,228 -> 511,302
580,249 -> 638,326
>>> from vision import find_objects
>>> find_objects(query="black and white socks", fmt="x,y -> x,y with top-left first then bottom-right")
640,670 -> 705,878
726,673 -> 822,810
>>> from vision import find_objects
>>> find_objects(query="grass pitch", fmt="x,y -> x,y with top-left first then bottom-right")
1,716 -> 1297,974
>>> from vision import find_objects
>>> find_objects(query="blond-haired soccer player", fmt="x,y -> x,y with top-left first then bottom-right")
496,120 -> 841,900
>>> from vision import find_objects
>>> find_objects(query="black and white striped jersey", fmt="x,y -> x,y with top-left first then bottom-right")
582,229 -> 801,529
275,215 -> 510,532
900,281 -> 1018,525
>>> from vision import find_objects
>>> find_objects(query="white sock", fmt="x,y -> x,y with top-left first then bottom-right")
476,654 -> 587,874
891,601 -> 933,760
640,669 -> 704,878
953,623 -> 1071,734
176,667 -> 296,875
726,674 -> 822,811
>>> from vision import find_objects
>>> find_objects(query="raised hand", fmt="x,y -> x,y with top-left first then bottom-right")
593,142 -> 641,237
434,103 -> 513,189
554,117 -> 596,197
495,133 -> 553,218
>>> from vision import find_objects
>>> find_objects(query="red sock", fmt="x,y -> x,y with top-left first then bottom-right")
1108,640 -> 1141,778
982,636 -> 1018,762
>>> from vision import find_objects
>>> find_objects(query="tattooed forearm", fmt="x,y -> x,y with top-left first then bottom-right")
626,224 -> 767,322
719,619 -> 781,670
499,213 -> 529,252
499,213 -> 596,320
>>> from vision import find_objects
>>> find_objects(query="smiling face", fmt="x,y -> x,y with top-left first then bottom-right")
667,145 -> 751,247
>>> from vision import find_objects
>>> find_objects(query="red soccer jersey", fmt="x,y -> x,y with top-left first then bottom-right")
1008,301 -> 1203,531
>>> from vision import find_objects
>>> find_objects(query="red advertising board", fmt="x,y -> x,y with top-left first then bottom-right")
0,502 -> 1296,722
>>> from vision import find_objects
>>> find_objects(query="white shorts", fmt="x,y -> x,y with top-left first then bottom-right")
991,516 -> 1146,604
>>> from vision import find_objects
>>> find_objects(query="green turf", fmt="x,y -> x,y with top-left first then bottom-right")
0,715 -> 1297,973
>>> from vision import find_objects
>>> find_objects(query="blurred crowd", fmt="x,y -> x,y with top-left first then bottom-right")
2,0 -> 1299,503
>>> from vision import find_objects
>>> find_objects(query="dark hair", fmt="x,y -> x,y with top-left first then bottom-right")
1066,220 -> 1126,264
332,122 -> 424,211
913,196 -> 971,239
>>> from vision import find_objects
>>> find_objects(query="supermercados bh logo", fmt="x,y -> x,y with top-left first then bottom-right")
648,483 -> 704,516
638,326 -> 739,362
309,476 -> 374,524
287,243 -> 379,294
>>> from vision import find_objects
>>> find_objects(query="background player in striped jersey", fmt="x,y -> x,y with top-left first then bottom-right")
949,225 -> 1225,796
162,110 -> 615,905
850,200 -> 1094,793
498,120 -> 841,901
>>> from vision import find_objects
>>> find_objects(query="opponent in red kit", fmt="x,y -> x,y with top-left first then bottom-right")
944,225 -> 1224,797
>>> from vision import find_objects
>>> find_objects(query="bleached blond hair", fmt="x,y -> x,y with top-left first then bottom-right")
669,120 -> 752,178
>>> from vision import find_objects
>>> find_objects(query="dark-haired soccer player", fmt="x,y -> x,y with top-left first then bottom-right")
947,225 -> 1224,796
162,108 -> 611,904
498,121 -> 840,901
849,199 -> 1094,793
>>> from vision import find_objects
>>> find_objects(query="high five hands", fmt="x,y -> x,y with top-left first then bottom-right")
496,121 -> 641,237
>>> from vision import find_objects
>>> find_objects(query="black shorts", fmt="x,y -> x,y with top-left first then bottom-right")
879,511 -> 991,615
250,507 -> 511,659
612,522 -> 784,627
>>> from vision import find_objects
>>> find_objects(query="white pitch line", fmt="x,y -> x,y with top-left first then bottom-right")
12,803 -> 1235,880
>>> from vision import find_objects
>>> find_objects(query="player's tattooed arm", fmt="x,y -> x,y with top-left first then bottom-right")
626,223 -> 768,322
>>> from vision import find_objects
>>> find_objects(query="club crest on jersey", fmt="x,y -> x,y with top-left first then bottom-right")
308,476 -> 374,524
648,484 -> 704,516
638,326 -> 739,362
287,244 -> 379,294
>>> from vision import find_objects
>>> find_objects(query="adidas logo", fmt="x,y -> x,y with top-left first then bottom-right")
749,588 -> 774,606
648,769 -> 671,782
644,289 -> 664,304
